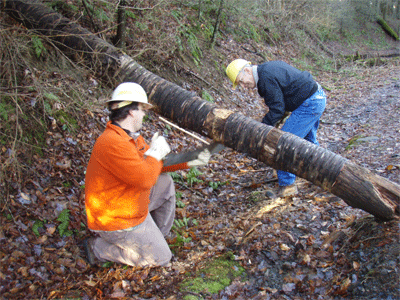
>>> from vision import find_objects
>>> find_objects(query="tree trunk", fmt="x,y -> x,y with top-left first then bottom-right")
114,0 -> 127,48
3,0 -> 400,220
210,0 -> 224,48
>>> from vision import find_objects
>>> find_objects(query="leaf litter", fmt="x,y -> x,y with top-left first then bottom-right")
1,36 -> 399,300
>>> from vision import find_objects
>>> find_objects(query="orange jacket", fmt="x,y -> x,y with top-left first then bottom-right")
85,121 -> 163,231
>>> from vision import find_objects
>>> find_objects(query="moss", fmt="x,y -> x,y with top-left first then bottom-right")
0,96 -> 46,155
248,190 -> 264,202
55,110 -> 79,131
0,97 -> 14,121
377,18 -> 399,41
180,254 -> 246,299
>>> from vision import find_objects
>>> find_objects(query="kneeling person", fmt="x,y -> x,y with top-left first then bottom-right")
84,82 -> 175,267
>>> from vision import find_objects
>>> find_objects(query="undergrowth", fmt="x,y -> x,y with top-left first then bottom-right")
0,24 -> 102,202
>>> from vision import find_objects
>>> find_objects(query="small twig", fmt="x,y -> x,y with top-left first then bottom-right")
238,178 -> 278,187
175,181 -> 206,197
246,168 -> 274,173
159,117 -> 210,145
188,71 -> 211,86
238,221 -> 263,245
186,70 -> 223,95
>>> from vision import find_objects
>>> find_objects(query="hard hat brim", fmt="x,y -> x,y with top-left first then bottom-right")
141,102 -> 153,109
107,100 -> 153,110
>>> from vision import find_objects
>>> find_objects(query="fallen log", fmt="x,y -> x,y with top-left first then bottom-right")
3,0 -> 400,220
377,17 -> 399,41
345,49 -> 400,62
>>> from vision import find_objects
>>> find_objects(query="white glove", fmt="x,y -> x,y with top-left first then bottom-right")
149,132 -> 160,147
145,132 -> 171,161
187,148 -> 211,167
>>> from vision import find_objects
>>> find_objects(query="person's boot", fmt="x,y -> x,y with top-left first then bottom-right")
83,238 -> 97,266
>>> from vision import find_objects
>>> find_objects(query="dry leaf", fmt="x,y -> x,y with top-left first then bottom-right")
46,226 -> 56,235
338,277 -> 351,294
353,261 -> 361,271
300,253 -> 311,265
84,280 -> 97,287
37,235 -> 48,244
306,235 -> 316,246
377,238 -> 392,247
151,275 -> 161,282
314,196 -> 327,202
280,243 -> 291,251
18,267 -> 29,277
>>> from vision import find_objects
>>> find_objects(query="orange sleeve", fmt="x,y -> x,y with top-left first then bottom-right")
161,162 -> 189,173
94,130 -> 162,190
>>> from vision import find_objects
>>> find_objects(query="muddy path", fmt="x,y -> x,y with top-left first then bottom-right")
164,60 -> 400,300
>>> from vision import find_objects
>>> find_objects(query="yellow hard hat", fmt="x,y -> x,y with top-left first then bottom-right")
107,82 -> 152,110
226,59 -> 251,89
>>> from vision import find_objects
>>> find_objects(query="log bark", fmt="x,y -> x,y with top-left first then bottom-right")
3,0 -> 400,220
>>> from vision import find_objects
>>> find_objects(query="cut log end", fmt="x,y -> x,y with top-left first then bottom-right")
332,163 -> 400,220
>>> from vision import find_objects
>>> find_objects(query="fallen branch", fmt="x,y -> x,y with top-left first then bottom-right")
159,117 -> 210,145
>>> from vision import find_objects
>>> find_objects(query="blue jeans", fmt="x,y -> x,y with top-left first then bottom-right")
277,85 -> 326,186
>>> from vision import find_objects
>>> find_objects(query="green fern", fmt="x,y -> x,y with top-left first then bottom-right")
170,172 -> 183,183
56,209 -> 73,237
186,167 -> 203,186
125,10 -> 137,20
44,92 -> 59,102
0,101 -> 13,121
172,10 -> 202,65
31,36 -> 46,59
202,90 -> 214,103
32,220 -> 44,237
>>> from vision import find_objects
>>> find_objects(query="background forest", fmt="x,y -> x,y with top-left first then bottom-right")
0,0 -> 399,299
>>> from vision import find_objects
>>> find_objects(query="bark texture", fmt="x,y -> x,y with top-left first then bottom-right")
4,0 -> 400,220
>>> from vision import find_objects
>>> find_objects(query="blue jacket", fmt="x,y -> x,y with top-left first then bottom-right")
257,61 -> 318,126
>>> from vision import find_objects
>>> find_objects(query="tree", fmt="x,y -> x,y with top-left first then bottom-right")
3,0 -> 400,220
210,0 -> 224,48
114,0 -> 127,48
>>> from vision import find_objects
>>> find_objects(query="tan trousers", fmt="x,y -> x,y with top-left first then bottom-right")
91,173 -> 176,267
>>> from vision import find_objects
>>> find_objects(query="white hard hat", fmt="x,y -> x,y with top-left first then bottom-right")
107,82 -> 152,110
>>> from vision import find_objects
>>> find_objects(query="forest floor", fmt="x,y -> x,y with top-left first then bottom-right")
1,12 -> 400,300
1,56 -> 399,300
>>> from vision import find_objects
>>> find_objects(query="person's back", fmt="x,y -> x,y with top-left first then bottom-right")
257,60 -> 317,113
85,121 -> 162,232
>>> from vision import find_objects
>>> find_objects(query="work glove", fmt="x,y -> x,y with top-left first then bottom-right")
187,148 -> 211,167
145,132 -> 171,161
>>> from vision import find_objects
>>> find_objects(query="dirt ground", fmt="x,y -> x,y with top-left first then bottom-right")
2,56 -> 399,300
156,58 -> 400,300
